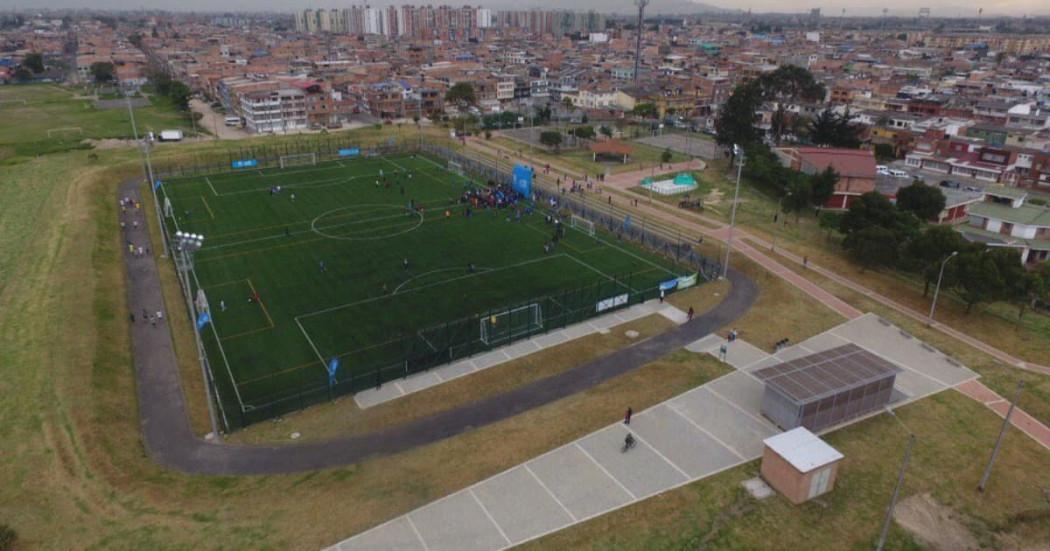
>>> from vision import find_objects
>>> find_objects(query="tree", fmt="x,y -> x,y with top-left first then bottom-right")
896,182 -> 946,221
23,52 -> 44,73
539,130 -> 563,151
571,125 -> 595,139
783,177 -> 812,218
444,82 -> 476,106
599,125 -> 612,139
954,251 -> 1005,313
845,226 -> 900,271
168,81 -> 191,110
809,166 -> 838,206
818,211 -> 843,240
839,191 -> 919,240
90,61 -> 115,83
12,66 -> 32,82
901,225 -> 969,295
714,80 -> 762,149
660,148 -> 673,164
808,108 -> 862,149
632,102 -> 658,118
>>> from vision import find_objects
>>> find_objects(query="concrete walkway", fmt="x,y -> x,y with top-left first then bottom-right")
955,380 -> 1050,451
329,314 -> 978,550
355,301 -> 688,408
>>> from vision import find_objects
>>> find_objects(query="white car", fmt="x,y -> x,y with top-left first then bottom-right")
876,165 -> 890,175
888,169 -> 909,179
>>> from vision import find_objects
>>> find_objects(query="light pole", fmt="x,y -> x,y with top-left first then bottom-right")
175,231 -> 221,439
722,144 -> 745,279
928,250 -> 958,324
126,92 -> 168,257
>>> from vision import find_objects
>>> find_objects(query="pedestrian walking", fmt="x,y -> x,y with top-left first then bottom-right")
719,343 -> 728,362
624,407 -> 633,425
803,256 -> 808,269
149,315 -> 156,327
659,289 -> 665,303
687,306 -> 695,321
155,310 -> 164,322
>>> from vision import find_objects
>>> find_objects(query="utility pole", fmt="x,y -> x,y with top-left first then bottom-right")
722,144 -> 744,279
126,93 -> 168,257
632,0 -> 648,83
928,251 -> 958,324
978,380 -> 1024,492
876,434 -> 916,551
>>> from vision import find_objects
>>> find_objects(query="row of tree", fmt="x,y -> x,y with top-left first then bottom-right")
9,52 -> 45,82
146,68 -> 191,111
836,190 -> 1050,316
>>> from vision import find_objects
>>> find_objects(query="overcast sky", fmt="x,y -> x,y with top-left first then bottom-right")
7,0 -> 1047,17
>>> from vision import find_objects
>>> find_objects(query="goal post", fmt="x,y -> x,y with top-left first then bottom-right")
570,215 -> 595,236
279,152 -> 317,169
448,159 -> 464,176
480,303 -> 543,346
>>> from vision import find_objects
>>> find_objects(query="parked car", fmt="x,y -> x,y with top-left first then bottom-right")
939,180 -> 962,189
888,169 -> 909,178
876,164 -> 890,175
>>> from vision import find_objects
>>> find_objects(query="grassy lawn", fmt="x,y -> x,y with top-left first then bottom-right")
4,125 -> 1047,550
487,135 -> 690,178
522,390 -> 1050,550
0,84 -> 197,161
766,249 -> 1050,428
0,141 -> 732,545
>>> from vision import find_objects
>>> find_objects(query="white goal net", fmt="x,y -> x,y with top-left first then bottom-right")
570,215 -> 595,236
448,159 -> 465,176
480,303 -> 543,346
279,153 -> 317,169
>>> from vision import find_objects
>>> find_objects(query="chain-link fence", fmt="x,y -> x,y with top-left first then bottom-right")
156,138 -> 721,430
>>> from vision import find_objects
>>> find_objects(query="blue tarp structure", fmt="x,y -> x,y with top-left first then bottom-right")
512,164 -> 533,197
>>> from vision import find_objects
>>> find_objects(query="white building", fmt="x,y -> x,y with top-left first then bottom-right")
477,8 -> 493,28
241,88 -> 307,134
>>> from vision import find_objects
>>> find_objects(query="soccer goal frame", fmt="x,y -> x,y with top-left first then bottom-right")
480,303 -> 543,346
448,159 -> 465,176
570,214 -> 596,236
279,152 -> 317,169
46,126 -> 84,138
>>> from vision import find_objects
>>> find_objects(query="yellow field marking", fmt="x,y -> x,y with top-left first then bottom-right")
200,195 -> 216,219
246,278 -> 275,328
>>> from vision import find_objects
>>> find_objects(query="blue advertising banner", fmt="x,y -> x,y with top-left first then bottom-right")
339,148 -> 361,157
231,159 -> 258,169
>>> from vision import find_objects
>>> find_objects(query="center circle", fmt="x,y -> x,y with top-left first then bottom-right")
311,204 -> 423,241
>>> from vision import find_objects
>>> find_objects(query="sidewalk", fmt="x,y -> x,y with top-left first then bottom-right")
329,314 -> 980,550
354,300 -> 689,408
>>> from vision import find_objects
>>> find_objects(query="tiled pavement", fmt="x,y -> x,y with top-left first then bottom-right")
328,314 -> 979,550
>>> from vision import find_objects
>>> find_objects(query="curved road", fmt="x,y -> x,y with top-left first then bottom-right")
120,180 -> 757,475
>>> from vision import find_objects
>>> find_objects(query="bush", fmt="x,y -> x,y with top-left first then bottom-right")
0,523 -> 17,551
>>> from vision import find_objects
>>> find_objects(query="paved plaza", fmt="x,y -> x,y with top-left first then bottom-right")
329,314 -> 978,550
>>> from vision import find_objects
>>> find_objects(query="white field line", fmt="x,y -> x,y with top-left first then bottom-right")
469,488 -> 512,547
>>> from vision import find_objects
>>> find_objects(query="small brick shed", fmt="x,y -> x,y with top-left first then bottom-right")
760,427 -> 844,504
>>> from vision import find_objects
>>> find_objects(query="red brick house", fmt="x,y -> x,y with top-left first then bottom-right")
776,147 -> 877,209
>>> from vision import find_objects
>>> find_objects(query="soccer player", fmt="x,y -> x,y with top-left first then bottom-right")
403,258 -> 409,270
319,260 -> 326,272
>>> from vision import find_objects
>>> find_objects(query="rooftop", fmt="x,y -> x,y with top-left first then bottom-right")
754,344 -> 899,405
763,427 -> 844,473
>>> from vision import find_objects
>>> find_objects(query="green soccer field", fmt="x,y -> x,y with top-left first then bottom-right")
159,153 -> 692,426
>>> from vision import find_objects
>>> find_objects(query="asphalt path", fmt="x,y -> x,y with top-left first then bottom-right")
120,179 -> 758,475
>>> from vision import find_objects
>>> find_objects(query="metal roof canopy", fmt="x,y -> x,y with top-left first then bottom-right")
754,344 -> 900,405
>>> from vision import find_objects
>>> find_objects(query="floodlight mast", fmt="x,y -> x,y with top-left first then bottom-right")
633,0 -> 648,83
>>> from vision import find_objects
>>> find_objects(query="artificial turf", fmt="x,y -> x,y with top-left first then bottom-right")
160,153 -> 691,426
